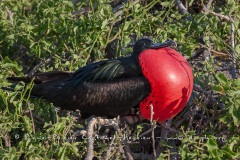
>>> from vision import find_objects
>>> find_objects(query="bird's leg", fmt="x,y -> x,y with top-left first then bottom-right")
121,114 -> 144,125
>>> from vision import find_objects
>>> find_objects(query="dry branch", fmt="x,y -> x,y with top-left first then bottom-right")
150,104 -> 156,160
28,57 -> 52,77
193,84 -> 224,108
85,116 -> 136,160
102,137 -> 116,160
175,0 -> 189,15
230,21 -> 237,79
28,103 -> 36,134
206,0 -> 214,9
5,7 -> 14,26
202,6 -> 230,21
85,118 -> 98,160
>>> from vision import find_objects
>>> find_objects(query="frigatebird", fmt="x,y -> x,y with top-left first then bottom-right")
6,39 -> 193,122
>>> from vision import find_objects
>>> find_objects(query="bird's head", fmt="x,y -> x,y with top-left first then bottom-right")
132,38 -> 177,58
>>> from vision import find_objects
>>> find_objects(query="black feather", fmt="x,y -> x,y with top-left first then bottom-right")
5,38 -> 172,117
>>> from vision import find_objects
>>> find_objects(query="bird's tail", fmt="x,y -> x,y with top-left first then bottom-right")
6,71 -> 72,84
2,71 -> 72,98
7,76 -> 33,84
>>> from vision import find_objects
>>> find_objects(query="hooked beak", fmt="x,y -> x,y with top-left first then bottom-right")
150,40 -> 177,49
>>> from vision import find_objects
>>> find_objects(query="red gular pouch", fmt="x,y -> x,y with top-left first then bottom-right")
138,47 -> 193,122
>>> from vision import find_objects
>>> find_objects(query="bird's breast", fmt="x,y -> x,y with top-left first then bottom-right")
138,48 -> 193,122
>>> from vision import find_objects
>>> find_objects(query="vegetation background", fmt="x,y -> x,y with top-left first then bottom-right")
0,0 -> 240,159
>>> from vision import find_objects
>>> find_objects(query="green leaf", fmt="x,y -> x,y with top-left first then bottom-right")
206,138 -> 222,159
6,34 -> 15,40
212,85 -> 224,93
229,104 -> 240,126
63,1 -> 74,8
222,144 -> 239,159
216,73 -> 228,85
233,78 -> 240,86
101,19 -> 108,29
161,2 -> 170,7
65,142 -> 79,156
189,0 -> 194,6
235,44 -> 240,54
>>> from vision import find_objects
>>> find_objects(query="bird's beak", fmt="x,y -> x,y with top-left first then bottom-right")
150,40 -> 177,49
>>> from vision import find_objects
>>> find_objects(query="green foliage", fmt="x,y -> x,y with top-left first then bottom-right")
0,0 -> 240,159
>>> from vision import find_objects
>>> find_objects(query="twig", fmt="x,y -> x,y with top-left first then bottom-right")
211,49 -> 229,57
184,0 -> 188,10
85,118 -> 98,160
202,6 -> 230,21
138,125 -> 157,138
5,7 -> 14,26
197,105 -> 206,134
102,136 -> 116,160
175,110 -> 191,128
156,120 -> 172,157
230,20 -> 237,79
186,48 -> 207,61
150,104 -> 156,160
206,0 -> 214,9
33,114 -> 45,124
193,84 -> 225,108
174,0 -> 189,15
73,129 -> 87,137
123,139 -> 134,160
169,139 -> 179,159
72,5 -> 97,15
28,57 -> 52,77
86,117 -> 134,160
113,0 -> 140,17
28,102 -> 36,134
186,104 -> 199,131
66,129 -> 87,143
0,53 -> 3,61
2,131 -> 11,147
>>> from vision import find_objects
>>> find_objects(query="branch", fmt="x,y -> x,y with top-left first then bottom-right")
5,7 -> 14,26
174,0 -> 189,15
206,0 -> 214,9
102,136 -> 116,160
138,125 -> 157,138
193,84 -> 225,108
86,117 -> 134,160
113,0 -> 140,17
66,129 -> 87,143
27,103 -> 36,134
150,104 -> 156,160
156,120 -> 172,157
186,48 -> 207,61
28,57 -> 52,77
202,6 -> 230,21
85,118 -> 98,160
123,139 -> 134,160
230,21 -> 237,79
186,104 -> 200,131
2,131 -> 11,147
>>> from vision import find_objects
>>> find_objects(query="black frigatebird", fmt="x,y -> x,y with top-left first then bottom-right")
6,39 -> 193,122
